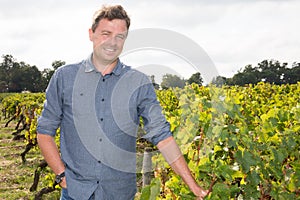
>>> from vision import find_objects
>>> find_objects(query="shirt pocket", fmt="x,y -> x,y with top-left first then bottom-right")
69,91 -> 94,116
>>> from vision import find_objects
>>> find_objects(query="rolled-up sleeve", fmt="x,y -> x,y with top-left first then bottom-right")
37,70 -> 63,136
137,76 -> 172,145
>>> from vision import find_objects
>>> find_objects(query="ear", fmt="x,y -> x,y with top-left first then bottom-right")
88,28 -> 93,41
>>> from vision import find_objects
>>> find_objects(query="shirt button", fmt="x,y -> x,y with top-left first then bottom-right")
101,98 -> 104,102
99,138 -> 102,142
97,181 -> 99,184
100,118 -> 103,121
102,79 -> 105,82
98,160 -> 101,163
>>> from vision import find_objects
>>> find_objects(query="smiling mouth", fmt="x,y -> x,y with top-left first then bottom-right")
104,47 -> 117,53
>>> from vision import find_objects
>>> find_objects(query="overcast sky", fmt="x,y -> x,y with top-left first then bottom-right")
1,0 -> 299,82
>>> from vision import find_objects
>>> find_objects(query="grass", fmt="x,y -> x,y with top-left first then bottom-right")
0,118 -> 61,200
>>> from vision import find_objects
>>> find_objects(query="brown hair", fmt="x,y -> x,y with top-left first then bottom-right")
91,5 -> 130,32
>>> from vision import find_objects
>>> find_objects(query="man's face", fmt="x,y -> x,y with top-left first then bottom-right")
89,18 -> 128,66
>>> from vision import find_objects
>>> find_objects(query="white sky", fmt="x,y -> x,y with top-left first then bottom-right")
1,0 -> 299,82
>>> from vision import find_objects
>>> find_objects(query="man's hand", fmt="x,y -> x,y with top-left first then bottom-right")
37,133 -> 66,189
157,136 -> 209,199
60,177 -> 67,189
192,185 -> 209,199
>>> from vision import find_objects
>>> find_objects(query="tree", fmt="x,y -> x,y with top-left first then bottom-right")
187,72 -> 203,86
258,60 -> 287,84
0,55 -> 15,92
160,74 -> 185,89
227,65 -> 260,86
284,62 -> 300,84
40,60 -> 66,91
7,61 -> 43,92
20,64 -> 43,92
52,60 -> 66,70
5,58 -> 22,92
149,75 -> 159,90
211,76 -> 227,87
0,54 -> 44,92
227,61 -> 294,86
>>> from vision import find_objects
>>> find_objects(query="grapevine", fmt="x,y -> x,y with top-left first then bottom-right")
1,82 -> 300,199
146,82 -> 300,199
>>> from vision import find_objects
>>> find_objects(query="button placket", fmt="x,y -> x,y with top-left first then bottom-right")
99,76 -> 106,123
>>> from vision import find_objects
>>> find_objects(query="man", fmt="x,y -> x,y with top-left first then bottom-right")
37,5 -> 208,200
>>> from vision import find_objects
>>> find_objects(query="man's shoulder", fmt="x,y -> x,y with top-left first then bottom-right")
51,61 -> 85,82
122,64 -> 148,78
55,61 -> 82,74
122,66 -> 149,79
119,65 -> 153,88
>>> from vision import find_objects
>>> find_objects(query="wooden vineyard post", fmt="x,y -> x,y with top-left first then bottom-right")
142,147 -> 153,186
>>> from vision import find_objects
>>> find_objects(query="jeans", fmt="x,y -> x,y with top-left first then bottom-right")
60,188 -> 94,200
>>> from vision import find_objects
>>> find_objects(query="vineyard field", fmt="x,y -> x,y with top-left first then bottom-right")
0,82 -> 299,200
0,118 -> 60,199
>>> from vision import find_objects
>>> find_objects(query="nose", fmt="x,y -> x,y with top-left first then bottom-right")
107,36 -> 118,46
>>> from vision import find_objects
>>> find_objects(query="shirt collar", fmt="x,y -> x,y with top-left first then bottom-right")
84,53 -> 123,76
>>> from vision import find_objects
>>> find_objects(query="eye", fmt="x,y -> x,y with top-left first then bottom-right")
116,34 -> 125,40
100,31 -> 111,37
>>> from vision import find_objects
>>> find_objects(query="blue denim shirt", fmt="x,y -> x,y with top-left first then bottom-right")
37,54 -> 172,200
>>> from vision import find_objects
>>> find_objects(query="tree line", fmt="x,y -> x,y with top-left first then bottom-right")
0,54 -> 299,93
0,55 -> 65,92
212,60 -> 300,86
158,59 -> 300,88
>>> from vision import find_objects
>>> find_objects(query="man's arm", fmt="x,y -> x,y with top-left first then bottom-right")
157,136 -> 208,199
37,133 -> 66,188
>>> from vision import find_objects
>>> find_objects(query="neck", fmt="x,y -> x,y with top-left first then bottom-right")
92,57 -> 118,76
